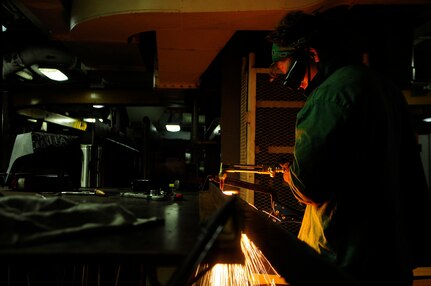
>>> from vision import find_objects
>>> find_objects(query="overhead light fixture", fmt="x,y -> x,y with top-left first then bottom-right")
423,117 -> 431,123
213,124 -> 220,134
16,69 -> 33,80
38,68 -> 68,81
206,118 -> 221,140
209,124 -> 220,140
41,122 -> 48,131
166,124 -> 181,132
2,25 -> 6,32
93,105 -> 104,109
83,118 -> 96,123
165,112 -> 181,132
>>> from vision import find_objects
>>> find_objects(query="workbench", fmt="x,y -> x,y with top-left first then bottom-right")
0,189 -> 203,285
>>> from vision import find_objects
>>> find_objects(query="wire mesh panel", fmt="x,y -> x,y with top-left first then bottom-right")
240,54 -> 307,235
239,57 -> 255,204
240,61 -> 249,170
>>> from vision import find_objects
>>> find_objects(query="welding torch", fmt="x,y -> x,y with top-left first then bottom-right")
217,163 -> 284,191
219,163 -> 284,178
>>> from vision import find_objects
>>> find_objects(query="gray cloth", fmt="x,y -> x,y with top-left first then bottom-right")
0,195 -> 161,247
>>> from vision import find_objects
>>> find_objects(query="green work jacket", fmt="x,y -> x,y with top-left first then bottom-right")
289,64 -> 430,285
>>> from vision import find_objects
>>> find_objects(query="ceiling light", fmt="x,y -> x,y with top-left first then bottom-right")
2,25 -> 6,32
423,117 -> 431,123
38,68 -> 68,81
84,118 -> 96,123
93,105 -> 104,109
41,122 -> 48,131
209,124 -> 220,140
166,124 -> 181,132
16,69 -> 33,80
165,111 -> 182,132
213,124 -> 220,134
207,119 -> 221,140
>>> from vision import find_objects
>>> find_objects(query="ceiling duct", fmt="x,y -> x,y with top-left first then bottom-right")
2,45 -> 78,79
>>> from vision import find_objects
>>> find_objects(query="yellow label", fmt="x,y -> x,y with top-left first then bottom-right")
74,121 -> 87,131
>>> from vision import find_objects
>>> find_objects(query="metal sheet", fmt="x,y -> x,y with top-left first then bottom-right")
17,108 -> 87,131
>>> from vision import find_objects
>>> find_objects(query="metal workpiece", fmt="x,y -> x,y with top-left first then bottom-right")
167,196 -> 244,286
238,198 -> 361,286
168,189 -> 359,286
208,175 -> 303,226
17,108 -> 87,131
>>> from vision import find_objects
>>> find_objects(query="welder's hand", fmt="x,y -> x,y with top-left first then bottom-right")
280,162 -> 292,185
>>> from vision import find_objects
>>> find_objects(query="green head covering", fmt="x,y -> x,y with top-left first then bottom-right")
271,43 -> 296,62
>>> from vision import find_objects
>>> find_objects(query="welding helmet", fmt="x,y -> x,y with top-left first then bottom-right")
283,48 -> 310,90
271,43 -> 309,91
271,44 -> 296,63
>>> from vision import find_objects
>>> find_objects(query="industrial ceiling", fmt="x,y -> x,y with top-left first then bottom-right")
1,0 -> 430,136
3,0 -> 429,88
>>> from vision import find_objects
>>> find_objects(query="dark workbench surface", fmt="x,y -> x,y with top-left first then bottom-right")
0,189 -> 202,266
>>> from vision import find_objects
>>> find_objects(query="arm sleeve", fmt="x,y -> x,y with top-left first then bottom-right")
289,94 -> 349,205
